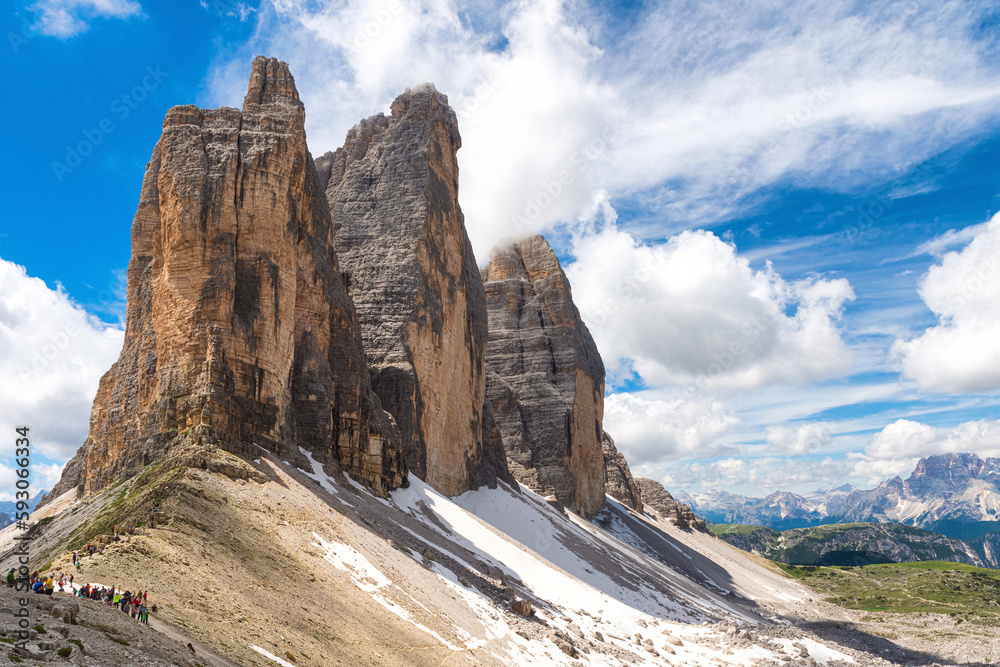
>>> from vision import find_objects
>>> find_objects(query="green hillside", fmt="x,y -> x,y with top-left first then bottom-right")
778,561 -> 1000,617
714,521 -> 984,567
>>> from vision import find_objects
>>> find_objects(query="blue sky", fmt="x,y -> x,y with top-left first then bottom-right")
2,0 -> 1000,499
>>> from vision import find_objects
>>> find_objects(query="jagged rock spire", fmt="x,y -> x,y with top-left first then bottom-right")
243,55 -> 302,108
481,233 -> 607,517
315,83 -> 513,497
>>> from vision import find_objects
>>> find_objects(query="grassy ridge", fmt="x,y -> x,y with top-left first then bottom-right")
778,561 -> 1000,616
709,524 -> 778,537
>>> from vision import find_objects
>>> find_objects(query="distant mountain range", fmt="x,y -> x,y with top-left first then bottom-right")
677,453 -> 1000,567
711,522 -> 988,567
0,492 -> 44,530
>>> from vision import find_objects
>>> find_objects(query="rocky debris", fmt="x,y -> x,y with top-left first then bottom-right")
482,234 -> 606,517
45,56 -> 406,504
635,478 -> 710,533
315,84 -> 512,497
548,630 -> 577,657
602,432 -> 643,513
510,598 -> 533,617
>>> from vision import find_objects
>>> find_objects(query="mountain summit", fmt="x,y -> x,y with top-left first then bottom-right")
48,55 -> 407,501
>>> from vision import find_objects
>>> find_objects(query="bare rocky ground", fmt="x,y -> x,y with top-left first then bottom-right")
2,444 -> 997,666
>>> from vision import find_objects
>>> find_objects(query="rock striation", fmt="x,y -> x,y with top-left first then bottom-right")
315,84 -> 511,496
636,478 -> 709,533
481,234 -> 606,517
48,57 -> 407,501
602,433 -> 643,513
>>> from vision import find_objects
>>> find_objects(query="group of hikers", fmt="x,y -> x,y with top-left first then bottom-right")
5,570 -> 67,595
75,583 -> 156,623
5,562 -> 157,627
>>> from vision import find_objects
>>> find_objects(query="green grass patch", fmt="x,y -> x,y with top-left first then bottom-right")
710,523 -> 777,537
57,647 -> 72,657
779,561 -> 1000,616
32,625 -> 46,634
67,639 -> 83,650
105,634 -> 130,646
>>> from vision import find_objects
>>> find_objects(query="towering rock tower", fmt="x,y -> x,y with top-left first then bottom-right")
49,57 -> 407,500
481,234 -> 606,517
316,85 -> 511,496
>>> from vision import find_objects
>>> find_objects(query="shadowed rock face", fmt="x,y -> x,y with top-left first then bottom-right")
635,478 -> 710,533
48,56 -> 407,501
315,84 -> 512,496
481,234 -> 606,517
603,433 -> 643,514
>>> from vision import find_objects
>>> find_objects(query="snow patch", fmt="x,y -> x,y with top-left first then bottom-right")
251,644 -> 298,666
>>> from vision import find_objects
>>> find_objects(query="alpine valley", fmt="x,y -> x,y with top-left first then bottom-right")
681,453 -> 1000,567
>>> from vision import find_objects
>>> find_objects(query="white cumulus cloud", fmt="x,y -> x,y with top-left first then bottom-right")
893,213 -> 1000,392
661,455 -> 851,495
864,418 -> 1000,461
0,258 -> 124,463
765,423 -> 832,456
603,392 -> 740,467
28,0 -> 142,38
565,206 -> 855,391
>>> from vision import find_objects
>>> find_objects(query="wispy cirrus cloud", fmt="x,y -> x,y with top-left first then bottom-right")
204,0 -> 1000,255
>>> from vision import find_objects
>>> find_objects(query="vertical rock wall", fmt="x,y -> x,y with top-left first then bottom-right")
481,234 -> 606,517
316,85 -> 511,496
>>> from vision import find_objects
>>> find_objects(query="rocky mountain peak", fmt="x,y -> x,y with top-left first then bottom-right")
316,79 -> 511,497
482,233 -> 606,517
243,55 -> 302,108
910,453 -> 986,486
634,478 -> 709,533
46,57 -> 407,503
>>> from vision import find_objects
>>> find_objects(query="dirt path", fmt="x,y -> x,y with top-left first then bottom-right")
148,615 -> 241,667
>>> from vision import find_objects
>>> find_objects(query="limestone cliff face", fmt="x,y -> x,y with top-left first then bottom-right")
635,478 -> 709,533
481,234 -> 606,517
49,57 -> 407,500
602,433 -> 643,514
315,85 -> 511,496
